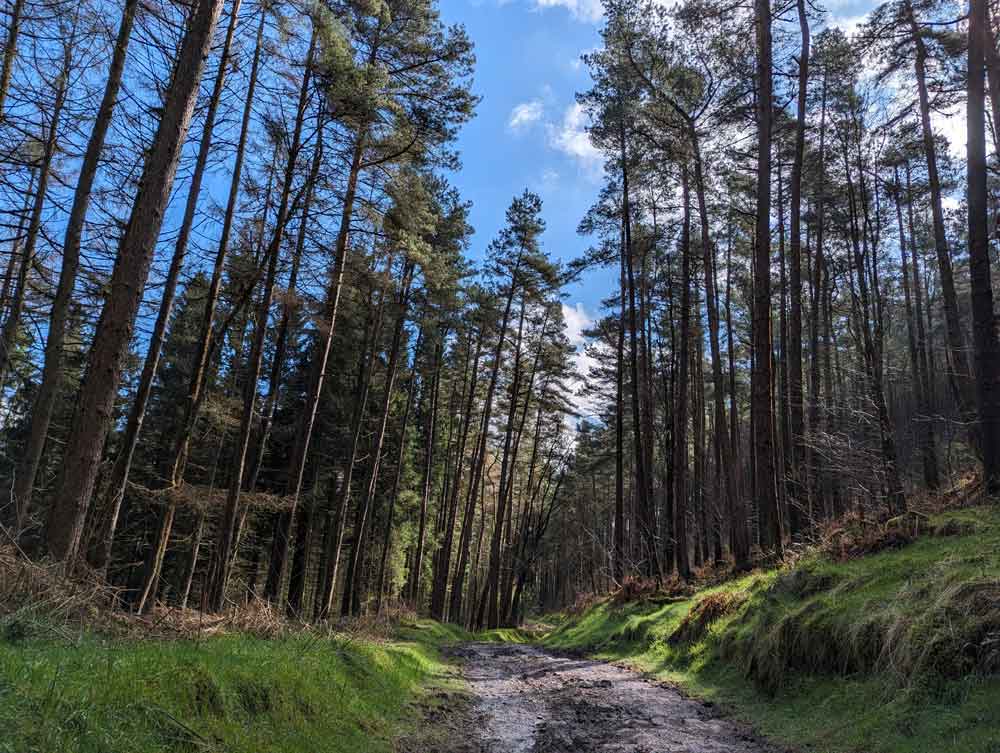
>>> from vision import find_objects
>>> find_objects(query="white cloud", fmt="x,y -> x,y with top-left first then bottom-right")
562,302 -> 592,347
933,106 -> 967,161
533,0 -> 603,23
547,102 -> 604,180
561,302 -> 602,424
828,13 -> 866,35
507,100 -> 544,132
535,167 -> 560,193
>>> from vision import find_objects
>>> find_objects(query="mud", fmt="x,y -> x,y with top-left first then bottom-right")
444,643 -> 784,753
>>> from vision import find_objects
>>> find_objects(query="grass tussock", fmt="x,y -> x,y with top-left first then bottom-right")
544,505 -> 1000,753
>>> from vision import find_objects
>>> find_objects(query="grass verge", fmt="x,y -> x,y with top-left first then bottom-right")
0,620 -> 469,753
543,506 -> 1000,753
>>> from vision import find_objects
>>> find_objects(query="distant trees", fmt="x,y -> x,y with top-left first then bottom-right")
0,0 -> 995,625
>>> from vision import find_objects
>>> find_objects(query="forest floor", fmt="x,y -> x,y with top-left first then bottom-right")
424,641 -> 785,753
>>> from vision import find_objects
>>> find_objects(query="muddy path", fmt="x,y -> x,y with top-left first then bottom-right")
444,643 -> 784,753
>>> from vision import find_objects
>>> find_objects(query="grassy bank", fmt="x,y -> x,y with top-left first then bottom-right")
0,621 -> 470,753
544,506 -> 1000,753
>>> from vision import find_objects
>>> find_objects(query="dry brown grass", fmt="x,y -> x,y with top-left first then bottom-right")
0,543 -> 114,636
668,590 -> 748,646
565,590 -> 603,616
0,543 -> 396,642
816,510 -> 931,562
609,574 -> 695,607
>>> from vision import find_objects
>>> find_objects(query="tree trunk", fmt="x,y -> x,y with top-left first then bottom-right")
406,333 -> 443,605
843,140 -> 907,515
249,121 -> 324,612
0,0 -> 25,119
341,261 -> 415,616
0,49 -> 68,390
906,0 -> 977,434
674,166 -> 692,580
375,336 -> 421,615
621,124 -> 657,577
97,0 -> 242,584
201,27 -> 316,612
788,0 -> 809,532
450,273 -> 521,623
893,165 -> 939,489
690,126 -> 739,568
248,120 -> 324,495
13,0 -> 139,524
615,226 -> 626,581
430,328 -> 482,620
982,4 -> 1000,157
45,0 -> 227,564
315,281 -> 389,620
753,0 -> 783,555
269,132 -> 367,602
968,0 -> 1000,493
808,68 -> 828,518
477,298 -> 527,629
164,6 -> 266,492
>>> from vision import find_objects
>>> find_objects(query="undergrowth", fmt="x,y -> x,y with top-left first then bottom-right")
544,505 -> 1000,753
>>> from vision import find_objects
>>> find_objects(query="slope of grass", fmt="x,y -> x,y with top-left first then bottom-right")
0,622 -> 467,753
544,506 -> 1000,753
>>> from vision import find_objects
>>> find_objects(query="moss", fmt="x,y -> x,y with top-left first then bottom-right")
543,505 -> 1000,753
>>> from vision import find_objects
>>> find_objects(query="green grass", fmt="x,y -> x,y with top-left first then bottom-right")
0,623 -> 465,753
543,506 -> 1000,753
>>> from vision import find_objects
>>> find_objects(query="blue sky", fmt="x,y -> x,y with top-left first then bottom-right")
433,0 -> 883,348
437,0 -> 607,338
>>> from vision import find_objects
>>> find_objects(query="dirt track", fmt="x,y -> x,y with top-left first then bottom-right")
447,643 -> 783,753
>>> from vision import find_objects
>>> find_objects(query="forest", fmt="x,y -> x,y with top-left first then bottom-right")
1,0 -> 999,749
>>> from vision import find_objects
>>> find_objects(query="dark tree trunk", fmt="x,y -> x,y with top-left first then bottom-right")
968,0 -> 1000,493
0,0 -> 24,118
906,0 -> 977,434
0,48 -> 68,389
341,261 -> 415,616
674,166 -> 692,580
271,131 -> 367,602
893,165 -> 939,489
14,0 -> 139,524
202,28 -> 317,612
430,329 -> 482,620
788,0 -> 809,533
753,0 -> 783,556
104,0 -> 243,595
46,0 -> 226,564
621,125 -> 658,577
407,333 -> 443,605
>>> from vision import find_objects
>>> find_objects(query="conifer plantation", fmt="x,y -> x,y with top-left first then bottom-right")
1,0 -> 1000,749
